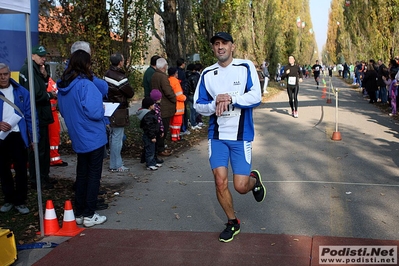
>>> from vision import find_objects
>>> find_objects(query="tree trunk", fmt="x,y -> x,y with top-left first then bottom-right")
160,0 -> 180,65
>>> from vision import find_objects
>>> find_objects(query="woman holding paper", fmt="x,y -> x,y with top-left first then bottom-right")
281,55 -> 303,118
57,50 -> 107,228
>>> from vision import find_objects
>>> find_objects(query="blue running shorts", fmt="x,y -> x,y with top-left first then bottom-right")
208,139 -> 252,175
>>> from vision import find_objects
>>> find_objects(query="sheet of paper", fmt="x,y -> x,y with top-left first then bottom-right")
103,102 -> 120,117
0,113 -> 22,140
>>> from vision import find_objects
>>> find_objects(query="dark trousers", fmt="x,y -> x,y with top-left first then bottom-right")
379,85 -> 388,103
29,125 -> 50,183
287,86 -> 299,111
314,74 -> 320,85
157,116 -> 171,152
75,146 -> 104,217
0,132 -> 28,205
187,95 -> 198,127
181,100 -> 188,131
367,89 -> 377,103
396,92 -> 399,110
143,134 -> 156,167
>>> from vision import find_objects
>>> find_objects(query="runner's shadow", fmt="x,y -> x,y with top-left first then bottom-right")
269,107 -> 293,117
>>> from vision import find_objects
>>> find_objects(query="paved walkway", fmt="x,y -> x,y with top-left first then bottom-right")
15,76 -> 399,265
31,230 -> 399,265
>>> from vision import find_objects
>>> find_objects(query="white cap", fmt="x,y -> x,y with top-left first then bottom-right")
71,41 -> 91,55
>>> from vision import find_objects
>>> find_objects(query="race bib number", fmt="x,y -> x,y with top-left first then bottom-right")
288,76 -> 297,86
220,91 -> 240,117
315,67 -> 320,71
221,104 -> 240,117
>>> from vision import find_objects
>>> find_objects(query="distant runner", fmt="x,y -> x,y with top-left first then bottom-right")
312,60 -> 322,89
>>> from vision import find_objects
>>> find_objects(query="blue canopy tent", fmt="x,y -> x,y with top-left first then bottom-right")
0,0 -> 45,237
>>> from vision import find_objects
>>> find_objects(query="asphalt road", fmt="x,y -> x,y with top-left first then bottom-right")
15,75 -> 399,265
96,76 -> 399,240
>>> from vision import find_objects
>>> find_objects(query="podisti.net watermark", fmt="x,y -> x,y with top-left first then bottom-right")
319,245 -> 397,264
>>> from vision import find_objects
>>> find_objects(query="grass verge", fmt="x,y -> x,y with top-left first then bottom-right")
0,83 -> 283,245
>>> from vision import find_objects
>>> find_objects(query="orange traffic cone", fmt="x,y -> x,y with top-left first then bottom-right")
43,200 -> 60,235
55,200 -> 85,237
321,87 -> 327,99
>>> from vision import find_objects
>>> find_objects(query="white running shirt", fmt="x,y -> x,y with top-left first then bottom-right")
194,58 -> 261,141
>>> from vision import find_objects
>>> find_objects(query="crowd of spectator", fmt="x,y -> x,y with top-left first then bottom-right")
335,58 -> 399,116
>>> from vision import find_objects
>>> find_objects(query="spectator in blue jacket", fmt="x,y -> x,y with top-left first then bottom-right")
57,50 -> 107,228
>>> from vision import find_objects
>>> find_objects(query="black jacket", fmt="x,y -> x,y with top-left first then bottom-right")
281,64 -> 303,87
19,59 -> 54,126
363,70 -> 378,92
137,109 -> 159,140
104,66 -> 135,127
104,66 -> 134,109
185,71 -> 200,96
377,64 -> 388,86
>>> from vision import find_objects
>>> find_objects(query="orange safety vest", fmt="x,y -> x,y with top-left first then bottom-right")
47,77 -> 57,111
47,78 -> 63,165
168,76 -> 186,115
168,76 -> 186,141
